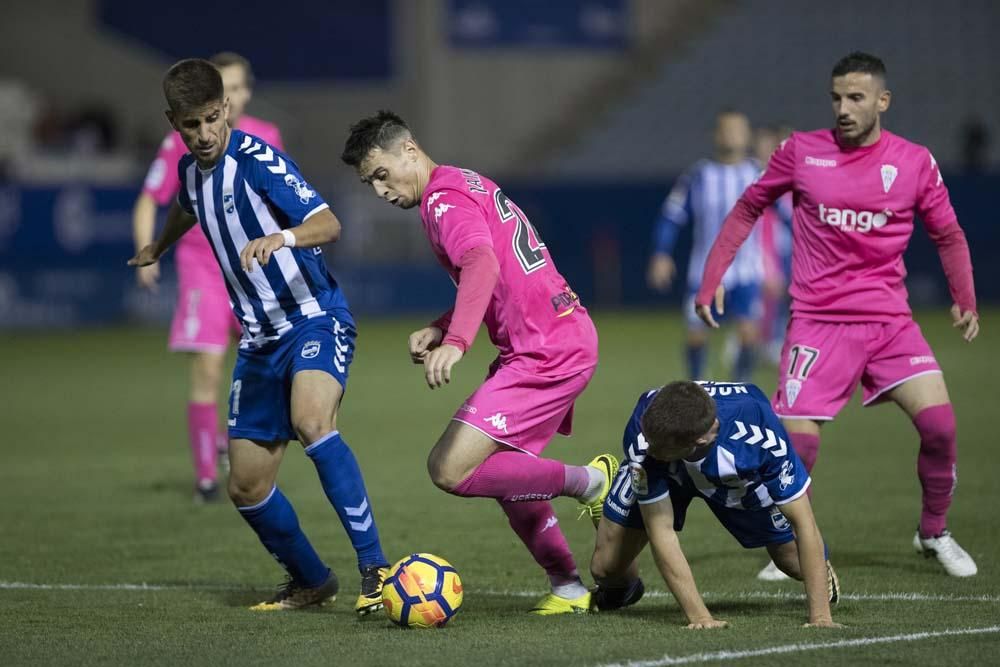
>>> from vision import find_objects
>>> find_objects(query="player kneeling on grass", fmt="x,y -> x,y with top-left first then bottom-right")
590,380 -> 842,628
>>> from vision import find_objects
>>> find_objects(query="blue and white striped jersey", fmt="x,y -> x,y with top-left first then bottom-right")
653,159 -> 764,288
624,382 -> 810,511
177,129 -> 350,348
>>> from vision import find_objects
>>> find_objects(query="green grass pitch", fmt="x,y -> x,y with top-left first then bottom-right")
1,310 -> 997,666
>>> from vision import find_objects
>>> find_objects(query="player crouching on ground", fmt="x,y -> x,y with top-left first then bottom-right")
590,381 -> 842,628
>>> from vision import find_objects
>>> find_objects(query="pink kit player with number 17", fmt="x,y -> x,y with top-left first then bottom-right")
342,111 -> 620,615
131,52 -> 283,502
697,53 -> 979,578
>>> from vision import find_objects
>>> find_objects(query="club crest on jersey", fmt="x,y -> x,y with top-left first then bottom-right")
284,174 -> 316,204
881,164 -> 898,193
770,507 -> 791,531
629,462 -> 648,496
778,460 -> 795,491
223,192 -> 235,214
785,379 -> 802,408
301,340 -> 321,359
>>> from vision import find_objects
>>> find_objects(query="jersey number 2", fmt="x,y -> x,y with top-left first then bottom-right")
494,189 -> 547,274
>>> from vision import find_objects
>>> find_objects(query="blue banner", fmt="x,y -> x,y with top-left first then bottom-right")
447,0 -> 629,49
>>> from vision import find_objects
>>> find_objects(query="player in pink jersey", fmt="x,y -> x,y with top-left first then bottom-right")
342,111 -> 618,614
696,53 -> 979,577
131,52 -> 283,502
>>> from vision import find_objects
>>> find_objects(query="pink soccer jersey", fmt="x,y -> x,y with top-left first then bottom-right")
141,115 -> 283,255
419,166 -> 597,376
699,129 -> 974,322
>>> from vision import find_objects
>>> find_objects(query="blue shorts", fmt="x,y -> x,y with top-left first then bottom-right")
603,463 -> 795,549
684,282 -> 762,329
227,311 -> 356,442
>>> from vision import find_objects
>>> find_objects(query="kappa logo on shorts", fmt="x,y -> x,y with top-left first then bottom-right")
484,412 -> 508,434
785,379 -> 802,408
770,507 -> 791,531
778,460 -> 795,491
301,340 -> 321,359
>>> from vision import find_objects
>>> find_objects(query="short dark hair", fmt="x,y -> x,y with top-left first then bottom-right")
341,110 -> 412,167
210,51 -> 255,88
640,381 -> 717,459
831,52 -> 887,83
163,59 -> 224,114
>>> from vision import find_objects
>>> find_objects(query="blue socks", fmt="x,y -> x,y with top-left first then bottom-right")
237,486 -> 330,588
686,344 -> 707,380
305,430 -> 388,571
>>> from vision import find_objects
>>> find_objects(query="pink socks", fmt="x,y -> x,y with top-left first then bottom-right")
913,404 -> 957,537
188,402 -> 219,484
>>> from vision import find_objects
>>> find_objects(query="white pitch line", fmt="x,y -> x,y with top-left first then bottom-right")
595,626 -> 1000,667
2,582 -> 997,603
478,589 -> 1000,603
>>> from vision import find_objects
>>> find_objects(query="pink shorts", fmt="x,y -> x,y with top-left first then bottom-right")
168,242 -> 241,353
452,363 -> 596,456
772,317 -> 942,420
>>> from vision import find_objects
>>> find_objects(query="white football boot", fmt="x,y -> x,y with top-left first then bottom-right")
756,560 -> 792,581
913,530 -> 977,577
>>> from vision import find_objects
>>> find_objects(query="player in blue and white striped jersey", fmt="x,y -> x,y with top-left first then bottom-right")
130,59 -> 390,615
589,381 -> 841,628
647,110 -> 763,382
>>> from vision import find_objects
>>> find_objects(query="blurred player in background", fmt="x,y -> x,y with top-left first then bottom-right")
647,110 -> 763,382
132,60 -> 390,613
755,125 -> 794,367
697,52 -> 979,577
131,52 -> 282,502
342,111 -> 617,615
589,381 -> 840,628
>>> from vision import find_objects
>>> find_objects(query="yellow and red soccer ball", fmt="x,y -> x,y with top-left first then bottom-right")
382,553 -> 463,628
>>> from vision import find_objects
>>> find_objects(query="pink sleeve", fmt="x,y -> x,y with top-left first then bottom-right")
441,246 -> 500,353
141,133 -> 186,206
431,188 -> 494,266
696,135 -> 796,305
916,151 -> 977,314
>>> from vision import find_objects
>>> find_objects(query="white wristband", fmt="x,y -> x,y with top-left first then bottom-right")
281,229 -> 297,247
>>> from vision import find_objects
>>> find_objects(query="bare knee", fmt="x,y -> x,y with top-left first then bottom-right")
426,450 -> 468,493
227,474 -> 274,507
293,418 -> 336,446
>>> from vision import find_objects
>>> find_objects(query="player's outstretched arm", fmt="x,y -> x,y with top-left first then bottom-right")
780,496 -> 843,628
240,208 -> 341,272
639,499 -> 727,629
128,201 -> 197,267
131,192 -> 161,290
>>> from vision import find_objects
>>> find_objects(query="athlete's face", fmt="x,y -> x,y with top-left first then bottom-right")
714,113 -> 751,161
358,139 -> 422,209
219,65 -> 252,125
167,99 -> 231,168
831,72 -> 890,146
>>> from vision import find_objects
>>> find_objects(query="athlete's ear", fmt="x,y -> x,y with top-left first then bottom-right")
223,97 -> 231,123
878,89 -> 891,113
402,137 -> 419,159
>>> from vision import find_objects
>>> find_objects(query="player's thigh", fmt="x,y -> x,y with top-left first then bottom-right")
765,539 -> 802,579
427,420 -> 501,489
772,318 -> 865,421
228,438 -> 287,505
289,370 -> 344,442
861,319 -> 948,414
591,517 -> 648,582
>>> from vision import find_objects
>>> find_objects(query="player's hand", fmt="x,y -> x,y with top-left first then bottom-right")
423,344 -> 463,389
647,254 -> 676,292
804,619 -> 845,629
950,304 -> 979,342
694,285 -> 726,329
136,262 -> 160,291
240,233 -> 285,272
685,618 -> 729,630
128,244 -> 161,268
409,327 -> 444,364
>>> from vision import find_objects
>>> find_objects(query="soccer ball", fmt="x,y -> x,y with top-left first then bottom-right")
382,553 -> 463,628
